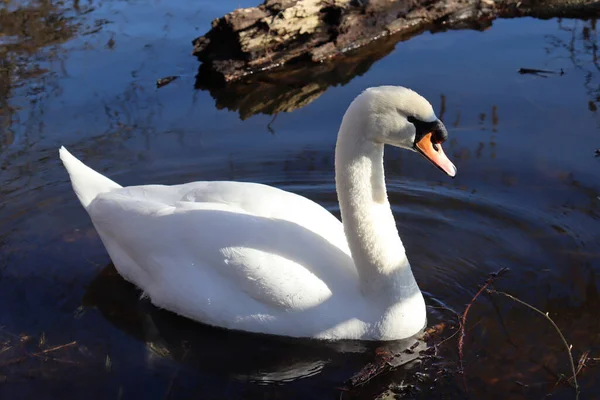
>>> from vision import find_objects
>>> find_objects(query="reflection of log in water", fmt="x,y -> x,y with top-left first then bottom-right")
193,0 -> 599,120
195,28 -> 431,120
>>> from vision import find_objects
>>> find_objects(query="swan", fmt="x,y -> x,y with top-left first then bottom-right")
60,86 -> 456,341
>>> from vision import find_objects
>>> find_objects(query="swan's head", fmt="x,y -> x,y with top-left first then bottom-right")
345,86 -> 457,177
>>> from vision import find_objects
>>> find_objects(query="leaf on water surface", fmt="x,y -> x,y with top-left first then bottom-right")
517,67 -> 564,76
156,76 -> 180,89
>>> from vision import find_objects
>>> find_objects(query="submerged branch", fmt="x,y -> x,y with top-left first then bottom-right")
0,341 -> 77,369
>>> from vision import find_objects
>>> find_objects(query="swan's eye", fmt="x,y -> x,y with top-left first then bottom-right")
409,116 -> 448,148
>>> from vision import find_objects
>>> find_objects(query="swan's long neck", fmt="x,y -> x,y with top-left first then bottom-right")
335,115 -> 418,298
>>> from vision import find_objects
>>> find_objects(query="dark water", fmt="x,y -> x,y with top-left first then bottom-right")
0,1 -> 599,399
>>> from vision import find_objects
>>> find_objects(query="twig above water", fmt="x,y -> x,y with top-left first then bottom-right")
487,289 -> 580,400
458,267 -> 510,396
574,351 -> 591,380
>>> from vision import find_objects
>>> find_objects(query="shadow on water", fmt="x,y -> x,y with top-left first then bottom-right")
0,0 -> 599,399
82,263 -> 363,383
82,263 -> 432,385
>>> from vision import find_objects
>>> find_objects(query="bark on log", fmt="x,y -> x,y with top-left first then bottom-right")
192,0 -> 599,83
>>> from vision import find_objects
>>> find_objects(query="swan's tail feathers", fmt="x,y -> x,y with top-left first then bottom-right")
59,146 -> 122,209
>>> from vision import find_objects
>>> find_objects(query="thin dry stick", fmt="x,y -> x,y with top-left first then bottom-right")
488,294 -> 560,381
487,290 -> 579,400
0,341 -> 77,369
36,341 -> 77,356
458,267 -> 510,397
0,345 -> 12,357
574,351 -> 590,378
566,350 -> 595,392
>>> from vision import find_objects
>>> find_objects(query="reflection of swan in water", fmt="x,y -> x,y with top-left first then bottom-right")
83,264 -> 428,384
62,86 -> 456,341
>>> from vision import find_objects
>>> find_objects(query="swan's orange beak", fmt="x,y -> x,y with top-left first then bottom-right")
415,132 -> 457,177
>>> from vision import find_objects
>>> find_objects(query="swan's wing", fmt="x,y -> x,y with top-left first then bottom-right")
103,181 -> 351,254
86,181 -> 358,327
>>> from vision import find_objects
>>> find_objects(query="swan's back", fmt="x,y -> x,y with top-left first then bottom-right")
81,179 -> 366,337
90,180 -> 350,253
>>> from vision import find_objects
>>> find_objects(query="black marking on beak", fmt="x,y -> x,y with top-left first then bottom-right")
408,117 -> 448,146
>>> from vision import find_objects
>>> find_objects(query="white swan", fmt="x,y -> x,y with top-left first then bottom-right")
60,86 -> 456,341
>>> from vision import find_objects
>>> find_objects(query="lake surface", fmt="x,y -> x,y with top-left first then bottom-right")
0,1 -> 599,399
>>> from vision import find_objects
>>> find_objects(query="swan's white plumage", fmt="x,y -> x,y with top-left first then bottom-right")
60,86 -> 452,341
59,147 -> 121,207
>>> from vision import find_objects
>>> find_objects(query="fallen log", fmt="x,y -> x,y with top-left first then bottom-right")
192,0 -> 599,84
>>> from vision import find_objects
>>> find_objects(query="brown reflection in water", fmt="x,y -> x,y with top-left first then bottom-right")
476,141 -> 485,158
479,112 -> 487,126
440,94 -> 501,162
0,1 -> 120,157
452,110 -> 461,128
454,274 -> 600,400
546,18 -> 599,126
0,76 -> 166,205
0,1 -> 82,150
439,93 -> 447,121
